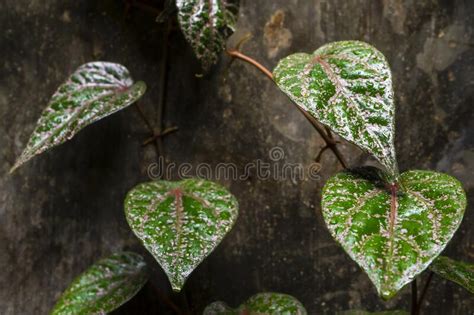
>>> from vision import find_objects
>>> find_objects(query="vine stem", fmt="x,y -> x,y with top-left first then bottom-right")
155,19 -> 171,173
177,289 -> 192,315
134,102 -> 161,161
134,19 -> 174,177
226,49 -> 348,169
416,271 -> 434,314
226,50 -> 274,79
148,282 -> 183,314
142,126 -> 178,146
411,279 -> 418,315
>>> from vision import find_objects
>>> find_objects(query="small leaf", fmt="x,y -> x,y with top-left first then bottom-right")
322,167 -> 466,299
337,311 -> 408,315
124,178 -> 238,291
430,256 -> 474,294
176,0 -> 238,71
203,292 -> 307,315
274,41 -> 398,179
203,302 -> 234,315
51,252 -> 148,315
11,62 -> 146,173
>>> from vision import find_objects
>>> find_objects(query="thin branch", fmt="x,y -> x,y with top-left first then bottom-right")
148,282 -> 183,315
134,102 -> 160,159
153,19 -> 171,175
416,272 -> 434,314
299,109 -> 348,168
226,49 -> 348,169
411,279 -> 418,315
142,126 -> 179,146
226,50 -> 274,80
135,19 -> 172,169
315,145 -> 330,163
176,289 -> 192,315
134,102 -> 154,132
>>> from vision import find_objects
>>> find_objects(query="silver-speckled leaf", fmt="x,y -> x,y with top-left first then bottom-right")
203,292 -> 307,315
274,41 -> 398,180
51,252 -> 148,315
124,178 -> 238,291
176,0 -> 238,71
322,167 -> 466,299
11,62 -> 146,173
430,256 -> 474,294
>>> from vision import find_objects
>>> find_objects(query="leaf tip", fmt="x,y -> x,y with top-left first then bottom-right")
9,160 -> 22,174
378,280 -> 403,300
380,290 -> 397,301
134,81 -> 147,94
170,281 -> 184,292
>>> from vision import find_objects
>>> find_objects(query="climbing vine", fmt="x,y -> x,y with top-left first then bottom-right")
8,0 -> 472,314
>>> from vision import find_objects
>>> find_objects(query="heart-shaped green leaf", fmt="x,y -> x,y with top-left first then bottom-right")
338,311 -> 408,315
430,256 -> 474,294
322,167 -> 466,299
51,252 -> 148,315
274,41 -> 398,179
124,178 -> 238,291
203,292 -> 307,315
176,0 -> 238,71
11,62 -> 146,173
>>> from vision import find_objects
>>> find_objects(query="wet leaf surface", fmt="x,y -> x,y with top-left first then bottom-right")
322,167 -> 466,299
203,292 -> 307,315
430,256 -> 474,294
274,41 -> 398,179
176,0 -> 238,71
124,178 -> 238,291
11,62 -> 146,173
51,252 -> 148,315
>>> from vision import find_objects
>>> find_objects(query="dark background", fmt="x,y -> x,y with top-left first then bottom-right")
1,0 -> 473,314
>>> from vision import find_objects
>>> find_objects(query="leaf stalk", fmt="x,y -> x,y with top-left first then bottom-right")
225,48 -> 348,169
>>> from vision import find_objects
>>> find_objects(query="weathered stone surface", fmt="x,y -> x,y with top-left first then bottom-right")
0,0 -> 472,314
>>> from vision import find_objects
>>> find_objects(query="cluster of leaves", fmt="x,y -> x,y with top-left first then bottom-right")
9,1 -> 472,314
273,41 -> 468,299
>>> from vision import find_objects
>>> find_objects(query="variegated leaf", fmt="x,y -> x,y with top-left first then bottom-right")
274,41 -> 398,180
124,178 -> 238,291
322,167 -> 466,299
176,0 -> 238,71
51,252 -> 148,315
430,256 -> 474,294
11,62 -> 146,173
203,292 -> 307,315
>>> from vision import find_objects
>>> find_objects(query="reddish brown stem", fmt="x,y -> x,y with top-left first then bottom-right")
155,20 -> 171,162
389,183 -> 398,236
226,50 -> 274,80
135,102 -> 161,160
135,20 -> 173,172
148,282 -> 183,314
142,126 -> 179,146
411,279 -> 418,315
226,49 -> 348,169
416,272 -> 434,314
